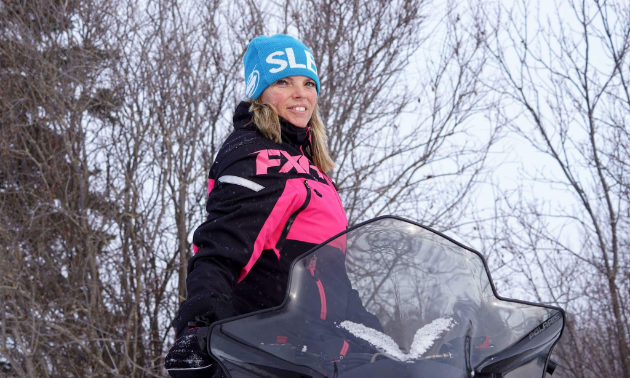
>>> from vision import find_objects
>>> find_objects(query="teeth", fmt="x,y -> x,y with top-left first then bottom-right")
293,107 -> 306,111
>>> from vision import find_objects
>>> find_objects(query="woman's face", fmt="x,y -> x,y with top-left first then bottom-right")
259,75 -> 317,128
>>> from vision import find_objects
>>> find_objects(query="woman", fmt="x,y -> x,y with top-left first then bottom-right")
164,34 -> 353,377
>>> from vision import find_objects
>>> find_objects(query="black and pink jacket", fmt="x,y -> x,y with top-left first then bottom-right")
172,101 -> 351,336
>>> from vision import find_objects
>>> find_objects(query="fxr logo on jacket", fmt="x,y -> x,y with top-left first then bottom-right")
253,149 -> 325,180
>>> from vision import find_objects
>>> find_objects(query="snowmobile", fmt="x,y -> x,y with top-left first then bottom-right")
206,216 -> 564,378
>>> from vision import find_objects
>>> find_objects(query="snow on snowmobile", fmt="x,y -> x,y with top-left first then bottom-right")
207,216 -> 565,378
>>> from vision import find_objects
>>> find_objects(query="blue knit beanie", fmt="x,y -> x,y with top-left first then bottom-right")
244,34 -> 320,100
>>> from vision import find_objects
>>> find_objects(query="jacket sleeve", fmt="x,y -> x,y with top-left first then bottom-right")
172,144 -> 304,334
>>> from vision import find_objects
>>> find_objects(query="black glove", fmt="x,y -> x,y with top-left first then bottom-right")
165,327 -> 219,378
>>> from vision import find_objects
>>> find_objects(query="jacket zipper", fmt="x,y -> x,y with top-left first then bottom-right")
315,279 -> 327,320
276,180 -> 312,251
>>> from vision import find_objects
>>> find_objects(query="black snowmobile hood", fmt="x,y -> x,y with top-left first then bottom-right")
208,216 -> 565,378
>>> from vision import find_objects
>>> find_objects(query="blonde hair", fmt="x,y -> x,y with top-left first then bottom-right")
249,99 -> 335,173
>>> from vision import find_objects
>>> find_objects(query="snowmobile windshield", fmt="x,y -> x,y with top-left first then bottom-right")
210,217 -> 564,378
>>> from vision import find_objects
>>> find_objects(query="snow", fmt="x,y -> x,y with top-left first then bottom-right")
168,332 -> 208,368
339,322 -> 403,358
302,345 -> 308,352
409,318 -> 455,357
339,317 -> 454,362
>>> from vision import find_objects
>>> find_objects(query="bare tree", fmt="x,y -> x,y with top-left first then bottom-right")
275,0 -> 499,229
484,0 -> 630,376
0,0 -> 249,375
0,0 -> 122,376
91,0 -> 255,374
1,0 -> 501,376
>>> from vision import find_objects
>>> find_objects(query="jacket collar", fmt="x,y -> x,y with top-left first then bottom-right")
233,101 -> 254,129
279,117 -> 310,151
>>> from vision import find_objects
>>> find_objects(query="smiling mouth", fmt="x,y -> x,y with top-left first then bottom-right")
289,106 -> 307,112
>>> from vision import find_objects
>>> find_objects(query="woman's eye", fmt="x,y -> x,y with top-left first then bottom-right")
276,79 -> 288,85
306,81 -> 316,87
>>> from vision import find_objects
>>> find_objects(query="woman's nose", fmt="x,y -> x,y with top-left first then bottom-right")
292,84 -> 306,98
